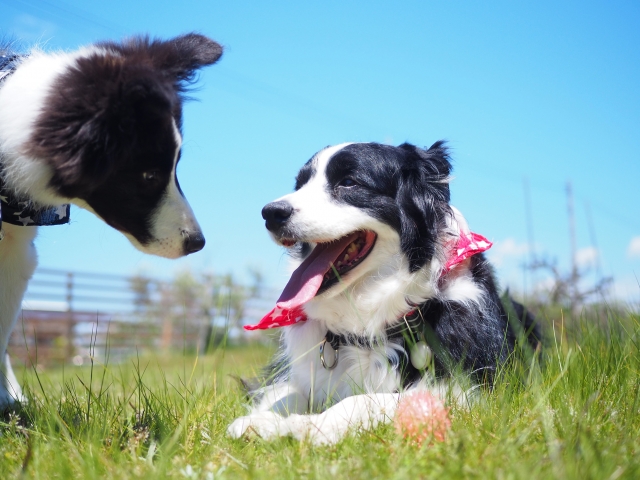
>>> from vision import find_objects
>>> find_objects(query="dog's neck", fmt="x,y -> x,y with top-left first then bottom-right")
0,175 -> 69,233
302,239 -> 444,338
0,50 -> 82,208
302,209 -> 486,338
0,50 -> 81,242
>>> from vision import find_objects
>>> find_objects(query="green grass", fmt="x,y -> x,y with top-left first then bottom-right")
2,312 -> 640,479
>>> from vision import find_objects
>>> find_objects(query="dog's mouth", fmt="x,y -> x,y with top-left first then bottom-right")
274,230 -> 377,312
318,230 -> 377,293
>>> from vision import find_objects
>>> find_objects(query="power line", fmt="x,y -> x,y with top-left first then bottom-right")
213,66 -> 386,138
4,0 -> 125,36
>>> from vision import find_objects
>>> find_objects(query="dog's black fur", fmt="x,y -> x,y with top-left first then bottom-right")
265,141 -> 539,389
229,141 -> 540,443
402,256 -> 539,386
23,34 -> 222,244
0,34 -> 222,408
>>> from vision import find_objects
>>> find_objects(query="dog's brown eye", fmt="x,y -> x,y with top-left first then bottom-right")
142,170 -> 159,182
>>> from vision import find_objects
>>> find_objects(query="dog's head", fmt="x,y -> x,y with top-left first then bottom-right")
262,142 -> 452,305
25,34 -> 223,258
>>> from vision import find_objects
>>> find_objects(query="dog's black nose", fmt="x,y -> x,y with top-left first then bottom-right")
183,231 -> 206,255
262,201 -> 293,232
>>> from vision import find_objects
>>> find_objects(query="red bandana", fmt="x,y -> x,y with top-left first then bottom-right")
442,231 -> 492,273
244,231 -> 492,331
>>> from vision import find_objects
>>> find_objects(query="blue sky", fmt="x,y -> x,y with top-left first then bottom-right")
2,0 -> 640,303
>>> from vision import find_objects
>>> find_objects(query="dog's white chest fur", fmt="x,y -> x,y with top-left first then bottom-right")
283,320 -> 404,412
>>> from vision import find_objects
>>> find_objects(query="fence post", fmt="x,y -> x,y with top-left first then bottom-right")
159,282 -> 173,351
66,272 -> 74,362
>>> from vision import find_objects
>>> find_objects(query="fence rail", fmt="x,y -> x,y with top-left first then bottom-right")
9,267 -> 277,367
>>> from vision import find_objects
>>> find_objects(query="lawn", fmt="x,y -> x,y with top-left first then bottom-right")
1,311 -> 639,479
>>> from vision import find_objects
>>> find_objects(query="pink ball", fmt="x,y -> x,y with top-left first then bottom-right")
394,391 -> 451,445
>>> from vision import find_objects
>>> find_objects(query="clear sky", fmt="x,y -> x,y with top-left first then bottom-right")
2,0 -> 640,304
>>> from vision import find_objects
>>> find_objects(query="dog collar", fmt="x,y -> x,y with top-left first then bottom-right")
319,309 -> 429,371
245,230 -> 492,331
0,177 -> 70,241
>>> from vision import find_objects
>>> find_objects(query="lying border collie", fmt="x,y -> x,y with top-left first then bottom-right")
0,34 -> 222,409
228,141 -> 538,444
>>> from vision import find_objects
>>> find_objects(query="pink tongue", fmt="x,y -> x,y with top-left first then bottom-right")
276,233 -> 359,310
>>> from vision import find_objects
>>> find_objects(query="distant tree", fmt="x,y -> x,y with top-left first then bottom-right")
528,256 -> 612,317
172,270 -> 204,318
128,268 -> 265,350
129,275 -> 152,313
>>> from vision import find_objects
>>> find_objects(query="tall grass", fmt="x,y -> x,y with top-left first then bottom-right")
1,310 -> 639,479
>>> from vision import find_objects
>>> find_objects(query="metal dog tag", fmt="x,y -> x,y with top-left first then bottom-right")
320,339 -> 339,370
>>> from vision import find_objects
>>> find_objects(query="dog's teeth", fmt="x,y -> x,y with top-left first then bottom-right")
343,254 -> 350,262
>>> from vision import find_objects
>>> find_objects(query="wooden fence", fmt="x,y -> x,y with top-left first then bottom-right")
8,268 -> 276,368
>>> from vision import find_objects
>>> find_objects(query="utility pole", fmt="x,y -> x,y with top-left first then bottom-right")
66,272 -> 75,363
566,181 -> 578,316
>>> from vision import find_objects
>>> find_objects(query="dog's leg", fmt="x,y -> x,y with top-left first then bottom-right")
0,225 -> 38,409
228,382 -> 309,438
2,354 -> 24,405
229,381 -> 468,444
229,392 -> 401,444
288,392 -> 401,445
296,382 -> 469,445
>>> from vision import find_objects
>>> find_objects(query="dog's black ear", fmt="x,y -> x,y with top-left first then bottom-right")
149,33 -> 223,84
97,33 -> 223,86
126,33 -> 223,88
396,141 -> 452,271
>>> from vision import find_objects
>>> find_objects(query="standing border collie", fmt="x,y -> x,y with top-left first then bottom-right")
228,142 -> 538,445
0,34 -> 222,409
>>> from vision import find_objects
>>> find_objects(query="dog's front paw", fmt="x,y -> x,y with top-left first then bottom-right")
0,355 -> 26,411
300,415 -> 350,446
227,415 -> 252,439
227,412 -> 291,440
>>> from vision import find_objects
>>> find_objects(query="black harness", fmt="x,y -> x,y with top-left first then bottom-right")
0,52 -> 71,239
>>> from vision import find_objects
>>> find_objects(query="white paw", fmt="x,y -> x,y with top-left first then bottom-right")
227,416 -> 251,439
227,412 -> 290,440
228,412 -> 364,445
301,416 -> 349,445
0,354 -> 25,411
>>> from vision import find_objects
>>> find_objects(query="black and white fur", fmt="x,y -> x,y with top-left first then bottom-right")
0,34 -> 222,408
228,142 -> 537,444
